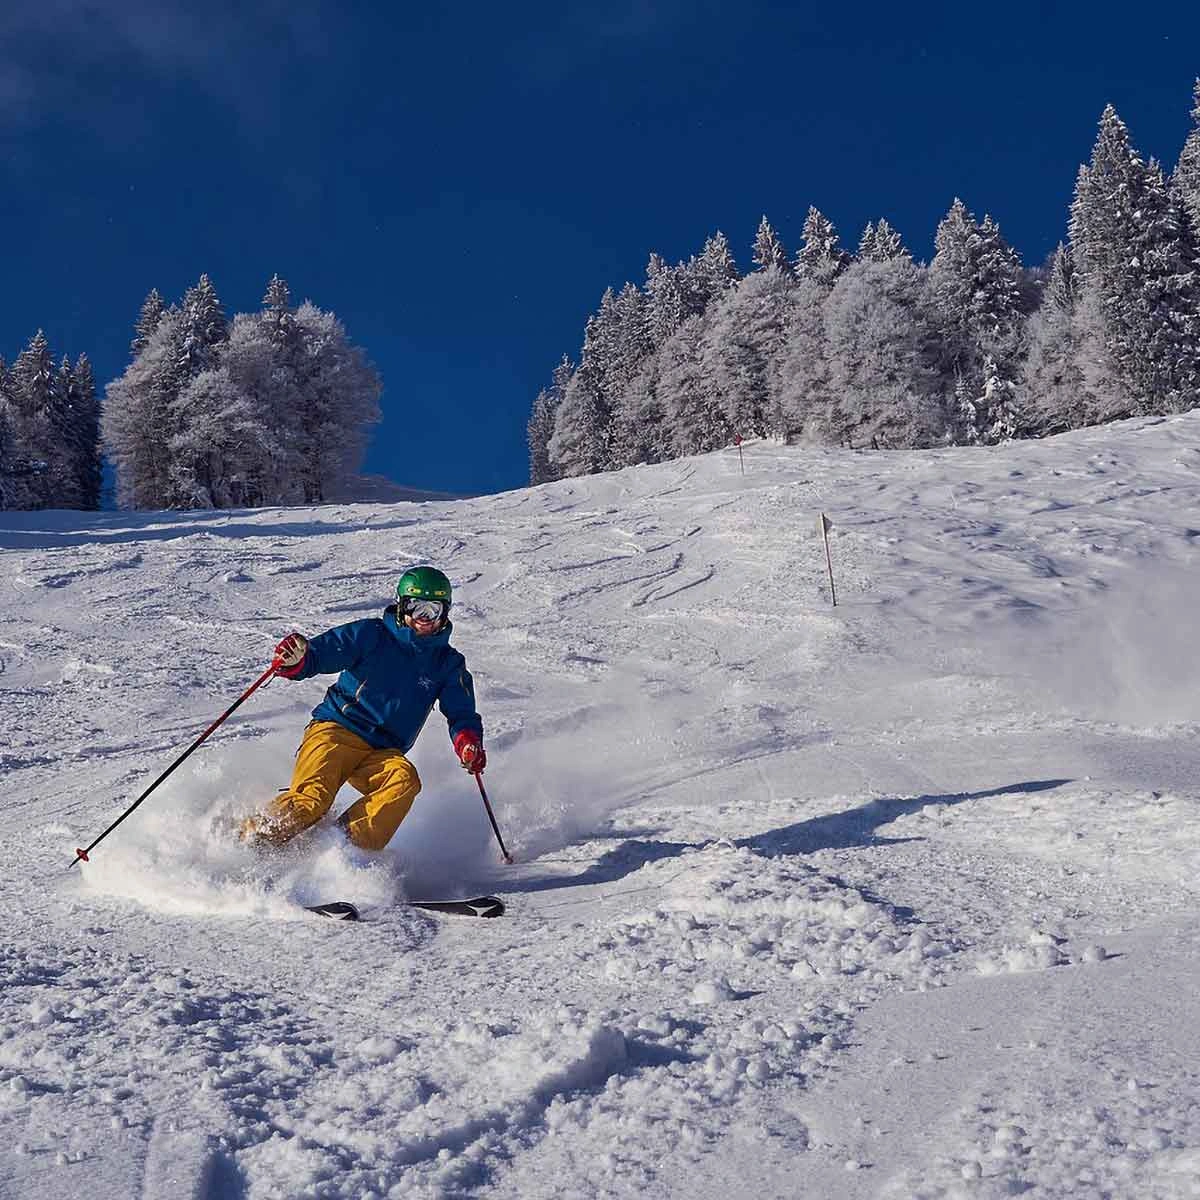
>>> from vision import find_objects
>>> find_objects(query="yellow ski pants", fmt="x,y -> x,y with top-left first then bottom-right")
262,720 -> 421,851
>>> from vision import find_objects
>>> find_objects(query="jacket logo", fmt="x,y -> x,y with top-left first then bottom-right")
417,675 -> 435,691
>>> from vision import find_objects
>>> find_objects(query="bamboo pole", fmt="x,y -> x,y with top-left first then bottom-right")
819,513 -> 837,607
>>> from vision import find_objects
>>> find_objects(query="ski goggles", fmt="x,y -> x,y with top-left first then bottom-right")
404,598 -> 447,623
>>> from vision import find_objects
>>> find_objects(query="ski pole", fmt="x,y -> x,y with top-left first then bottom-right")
70,662 -> 280,868
474,771 -> 514,864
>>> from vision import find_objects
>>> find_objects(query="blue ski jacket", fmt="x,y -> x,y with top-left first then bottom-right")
289,606 -> 483,752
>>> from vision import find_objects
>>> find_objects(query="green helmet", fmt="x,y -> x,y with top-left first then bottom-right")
396,566 -> 452,608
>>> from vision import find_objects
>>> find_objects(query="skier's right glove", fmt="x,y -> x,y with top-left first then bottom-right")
272,633 -> 309,678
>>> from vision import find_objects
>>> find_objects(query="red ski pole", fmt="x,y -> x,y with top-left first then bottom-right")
474,771 -> 514,864
70,662 -> 280,868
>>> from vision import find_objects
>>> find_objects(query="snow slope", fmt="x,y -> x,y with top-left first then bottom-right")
2,414 -> 1199,1199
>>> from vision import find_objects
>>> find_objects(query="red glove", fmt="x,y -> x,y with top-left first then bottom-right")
453,729 -> 486,775
272,633 -> 309,679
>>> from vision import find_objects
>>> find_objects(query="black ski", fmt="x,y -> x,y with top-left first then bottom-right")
306,895 -> 504,921
410,895 -> 505,918
307,901 -> 360,920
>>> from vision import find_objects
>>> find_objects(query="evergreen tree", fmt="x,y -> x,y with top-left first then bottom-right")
46,356 -> 78,506
0,358 -> 12,510
644,253 -> 687,348
823,258 -> 945,448
262,275 -> 295,342
752,216 -> 790,273
0,393 -> 9,511
104,308 -> 183,509
289,302 -> 383,504
168,275 -> 231,504
927,199 -> 1025,435
548,361 -> 609,478
868,218 -> 910,263
10,331 -> 55,506
1172,79 -> 1200,240
71,354 -> 102,509
1018,244 -> 1093,432
608,283 -> 659,467
698,267 -> 798,441
857,222 -> 877,262
547,286 -> 632,476
773,278 -> 832,441
690,231 -> 741,305
660,315 -> 728,456
1070,105 -> 1200,415
794,207 -> 849,285
980,355 -> 1022,443
177,275 -> 228,377
131,289 -> 166,356
528,356 -> 572,484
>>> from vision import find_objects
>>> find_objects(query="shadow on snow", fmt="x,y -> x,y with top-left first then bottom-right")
507,780 -> 1074,897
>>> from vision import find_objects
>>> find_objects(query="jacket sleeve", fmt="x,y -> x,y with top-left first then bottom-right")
438,654 -> 483,743
292,620 -> 382,680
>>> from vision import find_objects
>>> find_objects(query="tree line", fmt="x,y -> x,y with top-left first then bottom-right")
0,334 -> 100,510
103,275 -> 382,509
529,89 -> 1200,483
1,275 -> 382,511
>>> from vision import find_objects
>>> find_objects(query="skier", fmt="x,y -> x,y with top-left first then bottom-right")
240,566 -> 485,851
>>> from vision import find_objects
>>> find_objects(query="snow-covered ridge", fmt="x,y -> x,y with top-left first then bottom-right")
2,414 -> 1199,1198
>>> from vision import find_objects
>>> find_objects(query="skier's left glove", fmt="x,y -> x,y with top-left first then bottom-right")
453,729 -> 486,775
272,632 -> 309,678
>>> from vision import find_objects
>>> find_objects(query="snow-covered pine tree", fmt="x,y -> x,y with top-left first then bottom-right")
660,315 -> 729,456
0,354 -> 35,509
70,354 -> 102,510
698,267 -> 798,441
1070,105 -> 1200,416
0,359 -> 11,510
753,217 -> 790,273
973,216 -> 1025,343
176,312 -> 281,508
773,278 -> 832,442
238,275 -> 306,503
690,231 -> 741,307
10,331 -> 55,507
0,394 -> 9,510
857,222 -> 877,261
45,357 -> 78,507
548,360 -> 609,478
289,302 -> 382,505
167,276 -> 231,505
528,356 -> 573,484
867,218 -> 910,263
794,207 -> 850,285
1018,244 -> 1094,433
261,275 -> 297,346
823,257 -> 945,448
548,284 -> 638,477
644,253 -> 687,348
104,308 -> 184,509
979,355 -> 1022,442
927,199 -> 980,391
131,289 -> 166,357
609,283 -> 663,467
927,200 -> 1025,437
947,369 -> 977,445
1172,79 -> 1200,241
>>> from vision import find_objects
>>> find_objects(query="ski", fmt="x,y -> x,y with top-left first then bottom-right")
307,901 -> 360,920
306,895 -> 504,921
410,895 -> 505,918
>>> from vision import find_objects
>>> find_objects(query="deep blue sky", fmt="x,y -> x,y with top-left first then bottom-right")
3,2 -> 1198,497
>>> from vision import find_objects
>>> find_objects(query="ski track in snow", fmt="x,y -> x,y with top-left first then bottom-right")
2,415 -> 1200,1198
